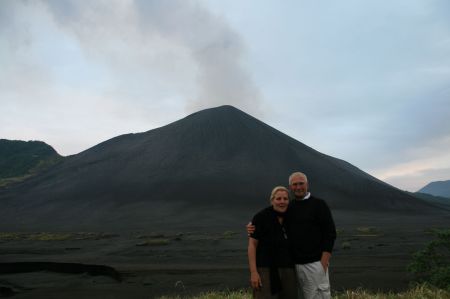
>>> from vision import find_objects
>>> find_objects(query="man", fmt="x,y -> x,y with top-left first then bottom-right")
248,172 -> 336,299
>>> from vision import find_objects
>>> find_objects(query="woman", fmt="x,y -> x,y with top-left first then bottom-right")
248,186 -> 298,299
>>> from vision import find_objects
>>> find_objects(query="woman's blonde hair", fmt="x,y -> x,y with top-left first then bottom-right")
269,186 -> 289,203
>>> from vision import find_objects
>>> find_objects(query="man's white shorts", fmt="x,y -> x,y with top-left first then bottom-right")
295,261 -> 331,299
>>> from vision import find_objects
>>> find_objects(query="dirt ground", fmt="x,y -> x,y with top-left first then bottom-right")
0,212 -> 449,298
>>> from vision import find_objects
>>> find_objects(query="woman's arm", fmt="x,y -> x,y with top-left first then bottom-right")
248,237 -> 262,289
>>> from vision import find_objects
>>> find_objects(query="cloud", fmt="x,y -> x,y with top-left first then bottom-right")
277,1 -> 450,165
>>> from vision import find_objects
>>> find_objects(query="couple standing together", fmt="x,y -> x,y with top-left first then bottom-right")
247,172 -> 336,299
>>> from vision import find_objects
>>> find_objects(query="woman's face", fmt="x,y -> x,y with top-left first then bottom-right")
271,190 -> 289,213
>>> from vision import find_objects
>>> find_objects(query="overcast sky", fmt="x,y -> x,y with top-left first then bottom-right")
1,0 -> 449,192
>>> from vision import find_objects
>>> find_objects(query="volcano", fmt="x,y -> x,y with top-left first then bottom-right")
0,105 -> 442,231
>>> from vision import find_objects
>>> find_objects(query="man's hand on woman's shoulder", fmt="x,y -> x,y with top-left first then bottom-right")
247,222 -> 256,236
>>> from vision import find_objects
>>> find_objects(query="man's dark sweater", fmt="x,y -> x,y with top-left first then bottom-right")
286,195 -> 336,264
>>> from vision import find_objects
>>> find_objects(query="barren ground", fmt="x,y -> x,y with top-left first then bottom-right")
1,211 -> 449,298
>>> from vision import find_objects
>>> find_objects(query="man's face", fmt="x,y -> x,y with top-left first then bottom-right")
290,175 -> 308,199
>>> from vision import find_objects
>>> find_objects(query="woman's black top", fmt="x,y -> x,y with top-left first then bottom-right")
250,206 -> 294,267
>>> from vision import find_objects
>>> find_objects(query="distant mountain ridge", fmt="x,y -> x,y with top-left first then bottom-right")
418,180 -> 450,198
0,139 -> 62,187
0,106 -> 444,231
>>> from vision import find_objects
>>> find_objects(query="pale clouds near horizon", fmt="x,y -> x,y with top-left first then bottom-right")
1,0 -> 449,192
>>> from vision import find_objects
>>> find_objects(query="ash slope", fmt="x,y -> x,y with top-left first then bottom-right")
0,106 -> 442,230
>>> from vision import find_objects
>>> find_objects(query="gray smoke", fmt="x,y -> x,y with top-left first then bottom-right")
44,0 -> 264,117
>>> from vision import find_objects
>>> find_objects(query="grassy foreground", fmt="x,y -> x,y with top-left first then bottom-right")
157,284 -> 450,299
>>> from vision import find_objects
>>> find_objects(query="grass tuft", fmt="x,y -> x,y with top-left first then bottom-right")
356,226 -> 378,234
0,232 -> 118,241
156,284 -> 450,299
341,241 -> 351,250
222,231 -> 237,239
28,232 -> 73,241
334,283 -> 450,298
157,289 -> 252,299
136,238 -> 170,246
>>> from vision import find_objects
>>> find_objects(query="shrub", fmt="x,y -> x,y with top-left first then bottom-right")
408,229 -> 450,290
